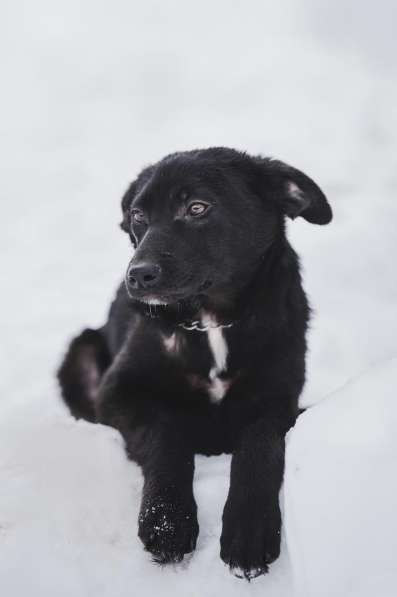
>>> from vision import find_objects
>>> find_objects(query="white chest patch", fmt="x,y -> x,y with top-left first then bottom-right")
202,314 -> 229,403
163,332 -> 177,353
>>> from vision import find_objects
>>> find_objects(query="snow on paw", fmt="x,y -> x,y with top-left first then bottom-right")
138,494 -> 199,564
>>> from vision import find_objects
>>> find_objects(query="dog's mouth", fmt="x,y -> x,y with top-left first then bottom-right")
125,279 -> 213,307
137,294 -> 172,306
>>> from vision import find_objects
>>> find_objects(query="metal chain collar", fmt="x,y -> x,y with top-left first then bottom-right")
178,320 -> 234,332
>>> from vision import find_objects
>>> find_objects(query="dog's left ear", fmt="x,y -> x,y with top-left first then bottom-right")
261,159 -> 332,225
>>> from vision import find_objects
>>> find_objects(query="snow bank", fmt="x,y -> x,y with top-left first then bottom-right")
1,359 -> 396,596
0,401 -> 293,597
285,358 -> 397,597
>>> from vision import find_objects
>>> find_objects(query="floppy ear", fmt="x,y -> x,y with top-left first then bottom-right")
120,164 -> 156,242
120,181 -> 137,235
262,159 -> 332,225
120,181 -> 142,249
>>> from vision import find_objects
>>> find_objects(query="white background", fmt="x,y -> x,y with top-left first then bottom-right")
1,2 -> 397,596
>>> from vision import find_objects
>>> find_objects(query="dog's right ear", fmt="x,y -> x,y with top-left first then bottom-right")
120,165 -> 156,244
120,181 -> 138,239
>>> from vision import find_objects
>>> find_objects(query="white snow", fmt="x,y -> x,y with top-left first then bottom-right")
1,1 -> 397,595
284,358 -> 397,597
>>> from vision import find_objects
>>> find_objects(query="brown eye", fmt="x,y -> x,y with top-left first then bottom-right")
187,202 -> 209,217
131,209 -> 146,224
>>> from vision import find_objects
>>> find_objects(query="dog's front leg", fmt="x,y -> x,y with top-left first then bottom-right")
125,415 -> 199,564
220,419 -> 285,580
97,367 -> 199,564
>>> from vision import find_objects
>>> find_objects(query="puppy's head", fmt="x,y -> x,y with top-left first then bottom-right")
120,148 -> 332,306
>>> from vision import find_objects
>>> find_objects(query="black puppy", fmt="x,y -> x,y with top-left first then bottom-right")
58,147 -> 332,580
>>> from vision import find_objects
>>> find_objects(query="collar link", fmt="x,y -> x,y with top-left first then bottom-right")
178,320 -> 234,332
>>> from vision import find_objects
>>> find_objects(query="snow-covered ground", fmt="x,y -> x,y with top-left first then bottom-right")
1,1 -> 397,595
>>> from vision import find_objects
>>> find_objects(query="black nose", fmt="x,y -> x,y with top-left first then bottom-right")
127,263 -> 162,290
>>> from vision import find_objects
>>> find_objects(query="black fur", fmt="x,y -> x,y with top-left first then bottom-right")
58,147 -> 331,580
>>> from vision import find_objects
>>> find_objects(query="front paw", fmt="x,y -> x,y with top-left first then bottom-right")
220,497 -> 281,580
138,492 -> 199,564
